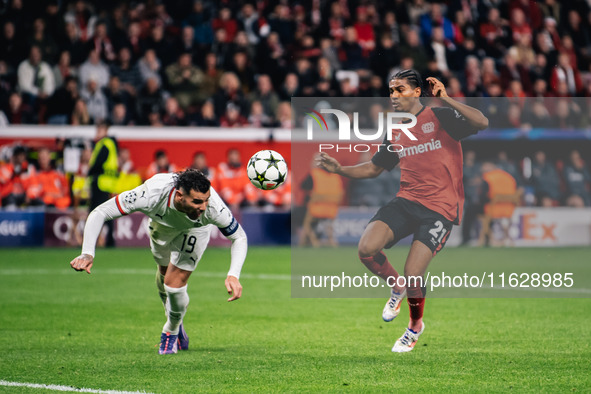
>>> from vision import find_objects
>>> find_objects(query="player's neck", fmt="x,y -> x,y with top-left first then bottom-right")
409,103 -> 424,116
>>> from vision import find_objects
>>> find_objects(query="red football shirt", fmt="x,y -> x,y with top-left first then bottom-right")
372,106 -> 479,224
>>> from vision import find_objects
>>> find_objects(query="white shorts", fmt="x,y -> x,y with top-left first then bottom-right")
149,220 -> 212,271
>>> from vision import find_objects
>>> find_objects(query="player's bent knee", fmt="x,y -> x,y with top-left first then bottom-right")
357,240 -> 382,258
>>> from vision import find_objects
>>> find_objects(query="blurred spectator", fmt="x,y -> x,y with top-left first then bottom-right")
229,51 -> 255,94
479,8 -> 511,59
48,76 -> 79,124
278,73 -> 300,101
268,4 -> 295,46
531,151 -> 560,207
247,74 -> 279,122
237,3 -> 266,46
190,99 -> 218,127
161,97 -> 186,126
247,100 -> 272,128
28,17 -> 59,64
148,111 -> 163,127
420,2 -> 455,45
115,147 -> 141,193
81,79 -> 108,123
64,0 -> 97,42
110,47 -> 143,97
201,52 -> 223,99
0,21 -> 25,69
4,92 -> 35,124
79,50 -> 110,94
276,102 -> 292,129
165,52 -> 205,110
496,151 -> 522,185
103,76 -> 133,121
220,102 -> 248,128
110,103 -> 132,126
145,150 -> 178,180
0,146 -> 38,208
17,45 -> 56,105
62,22 -> 88,65
564,150 -> 591,207
53,51 -> 77,89
370,34 -> 401,81
88,21 -> 116,64
216,148 -> 257,210
479,162 -> 521,246
213,72 -> 247,118
499,53 -> 531,94
400,28 -> 429,73
550,52 -> 583,96
146,24 -> 175,67
182,1 -> 214,49
27,147 -> 70,208
123,22 -> 147,61
71,98 -> 91,125
299,164 -> 344,247
190,151 -> 217,189
213,7 -> 238,43
341,27 -> 365,70
353,6 -> 376,56
136,77 -> 166,125
138,49 -> 162,86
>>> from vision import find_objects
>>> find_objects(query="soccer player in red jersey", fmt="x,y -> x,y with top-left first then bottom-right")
318,69 -> 488,352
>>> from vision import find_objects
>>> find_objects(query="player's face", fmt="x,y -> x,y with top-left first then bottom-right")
389,78 -> 420,112
179,188 -> 210,219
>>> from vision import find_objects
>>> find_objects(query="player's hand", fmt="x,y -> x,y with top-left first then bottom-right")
315,152 -> 341,174
225,275 -> 242,301
70,254 -> 94,274
427,77 -> 448,98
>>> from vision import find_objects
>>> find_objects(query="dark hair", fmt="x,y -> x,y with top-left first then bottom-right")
390,69 -> 426,97
175,168 -> 211,194
155,149 -> 166,159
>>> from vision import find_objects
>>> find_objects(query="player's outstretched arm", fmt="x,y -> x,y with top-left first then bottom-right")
316,152 -> 384,179
224,224 -> 248,301
70,197 -> 126,273
427,77 -> 489,130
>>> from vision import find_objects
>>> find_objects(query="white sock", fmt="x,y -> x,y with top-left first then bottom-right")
162,284 -> 189,335
155,270 -> 168,315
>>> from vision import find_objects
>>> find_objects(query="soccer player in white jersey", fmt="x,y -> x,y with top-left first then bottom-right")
69,169 -> 248,354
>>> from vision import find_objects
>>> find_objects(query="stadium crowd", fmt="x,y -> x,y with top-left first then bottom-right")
0,142 -> 291,210
2,0 -> 591,126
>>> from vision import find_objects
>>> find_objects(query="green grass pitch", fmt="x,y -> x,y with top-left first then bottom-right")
0,247 -> 590,393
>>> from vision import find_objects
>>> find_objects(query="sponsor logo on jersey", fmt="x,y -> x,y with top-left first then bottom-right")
398,139 -> 442,158
421,122 -> 435,134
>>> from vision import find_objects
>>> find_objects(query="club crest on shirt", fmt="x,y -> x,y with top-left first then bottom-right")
422,122 -> 435,134
394,132 -> 402,142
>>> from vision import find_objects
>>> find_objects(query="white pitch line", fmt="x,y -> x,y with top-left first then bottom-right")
0,380 -> 155,394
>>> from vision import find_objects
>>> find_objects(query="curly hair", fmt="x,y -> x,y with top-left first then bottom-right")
174,168 -> 211,193
390,69 -> 427,97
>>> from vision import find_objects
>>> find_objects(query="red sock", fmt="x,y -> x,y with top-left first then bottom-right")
359,252 -> 404,293
407,286 -> 425,322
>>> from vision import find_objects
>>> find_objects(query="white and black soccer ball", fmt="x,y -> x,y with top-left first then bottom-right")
247,150 -> 288,190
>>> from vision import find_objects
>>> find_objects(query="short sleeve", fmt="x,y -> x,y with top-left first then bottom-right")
432,107 -> 479,141
117,183 -> 150,215
371,135 -> 400,171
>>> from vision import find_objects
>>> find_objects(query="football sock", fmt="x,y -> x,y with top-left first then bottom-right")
162,284 -> 189,335
407,285 -> 425,322
359,252 -> 404,293
155,270 -> 167,312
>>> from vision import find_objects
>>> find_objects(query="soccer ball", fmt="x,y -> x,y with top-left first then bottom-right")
247,150 -> 288,190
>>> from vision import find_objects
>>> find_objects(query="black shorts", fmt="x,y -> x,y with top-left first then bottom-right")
369,197 -> 453,256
